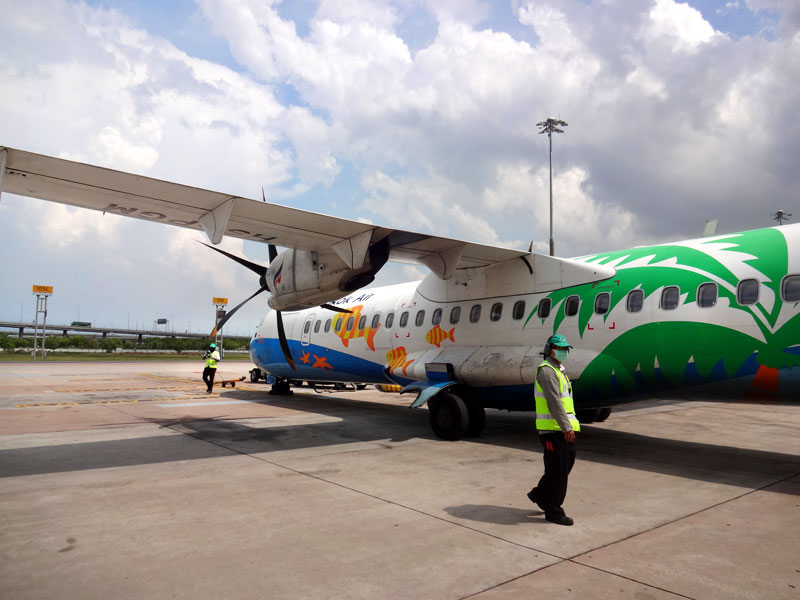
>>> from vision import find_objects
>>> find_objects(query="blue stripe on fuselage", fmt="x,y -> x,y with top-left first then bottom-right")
250,337 -> 391,383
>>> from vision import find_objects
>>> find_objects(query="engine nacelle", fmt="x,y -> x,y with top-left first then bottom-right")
265,239 -> 389,311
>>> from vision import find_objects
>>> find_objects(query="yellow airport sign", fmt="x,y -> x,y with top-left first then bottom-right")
212,297 -> 228,305
32,285 -> 53,294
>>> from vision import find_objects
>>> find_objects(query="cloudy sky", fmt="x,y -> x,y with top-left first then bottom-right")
1,0 -> 798,337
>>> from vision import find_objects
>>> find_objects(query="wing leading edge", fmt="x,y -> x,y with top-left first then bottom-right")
0,146 -> 525,276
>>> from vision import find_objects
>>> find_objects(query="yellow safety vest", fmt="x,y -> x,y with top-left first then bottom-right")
534,360 -> 580,432
205,351 -> 219,369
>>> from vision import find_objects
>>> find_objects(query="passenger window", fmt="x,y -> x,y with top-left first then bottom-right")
781,275 -> 800,302
469,304 -> 482,323
698,283 -> 717,307
399,311 -> 409,327
538,298 -> 551,319
449,306 -> 461,324
385,312 -> 394,328
359,315 -> 367,329
334,318 -> 343,333
594,293 -> 610,315
371,313 -> 380,329
737,279 -> 759,305
415,310 -> 425,326
303,321 -> 311,334
565,295 -> 580,317
661,286 -> 680,310
490,303 -> 502,321
314,320 -> 321,334
513,300 -> 525,320
627,289 -> 644,313
432,308 -> 442,326
346,316 -> 355,331
325,319 -> 332,333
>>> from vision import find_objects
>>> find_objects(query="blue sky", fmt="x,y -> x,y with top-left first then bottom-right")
1,0 -> 798,336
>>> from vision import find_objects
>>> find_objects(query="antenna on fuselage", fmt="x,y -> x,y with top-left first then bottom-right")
702,219 -> 718,237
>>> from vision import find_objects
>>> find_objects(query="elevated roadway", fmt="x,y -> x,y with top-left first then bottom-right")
0,321 -> 225,342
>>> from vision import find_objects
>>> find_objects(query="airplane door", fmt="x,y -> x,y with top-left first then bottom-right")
300,313 -> 316,346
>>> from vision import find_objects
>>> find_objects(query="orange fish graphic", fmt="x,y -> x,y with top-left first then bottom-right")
331,304 -> 380,351
300,350 -> 312,365
425,325 -> 455,347
386,346 -> 415,376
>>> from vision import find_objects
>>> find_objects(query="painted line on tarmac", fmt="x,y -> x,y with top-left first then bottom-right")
14,392 -> 260,408
32,385 -> 193,394
16,399 -> 144,408
159,400 -> 250,407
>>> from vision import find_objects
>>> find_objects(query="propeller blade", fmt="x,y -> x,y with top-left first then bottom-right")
320,303 -> 352,314
209,286 -> 269,339
199,241 -> 267,277
275,310 -> 296,370
268,243 -> 278,263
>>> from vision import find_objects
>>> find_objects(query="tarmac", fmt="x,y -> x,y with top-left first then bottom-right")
0,360 -> 798,600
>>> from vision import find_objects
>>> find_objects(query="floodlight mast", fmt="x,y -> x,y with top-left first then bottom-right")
772,210 -> 792,226
537,117 -> 568,256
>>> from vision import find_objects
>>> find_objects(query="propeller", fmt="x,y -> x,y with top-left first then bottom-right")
200,241 -> 353,372
320,303 -> 352,314
200,241 -> 296,370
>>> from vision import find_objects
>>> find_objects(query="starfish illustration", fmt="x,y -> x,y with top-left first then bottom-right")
312,355 -> 333,371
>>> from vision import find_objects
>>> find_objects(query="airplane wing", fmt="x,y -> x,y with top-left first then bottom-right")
0,146 -> 525,277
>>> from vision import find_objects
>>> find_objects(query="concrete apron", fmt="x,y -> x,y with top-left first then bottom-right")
0,361 -> 798,600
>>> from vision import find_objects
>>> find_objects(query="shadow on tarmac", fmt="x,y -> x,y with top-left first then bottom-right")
2,390 -> 799,493
443,504 -> 546,525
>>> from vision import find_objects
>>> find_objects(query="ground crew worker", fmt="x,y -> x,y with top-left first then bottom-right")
527,333 -> 580,526
202,342 -> 221,393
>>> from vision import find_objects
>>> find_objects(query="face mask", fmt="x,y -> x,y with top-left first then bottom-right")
554,349 -> 569,363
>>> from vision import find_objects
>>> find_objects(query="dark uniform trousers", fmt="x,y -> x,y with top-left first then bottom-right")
202,367 -> 217,392
532,432 -> 576,518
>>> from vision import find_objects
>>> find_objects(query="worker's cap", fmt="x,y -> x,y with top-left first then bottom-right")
548,334 -> 572,349
209,342 -> 216,348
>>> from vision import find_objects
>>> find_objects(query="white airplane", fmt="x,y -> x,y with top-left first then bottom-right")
2,146 -> 799,439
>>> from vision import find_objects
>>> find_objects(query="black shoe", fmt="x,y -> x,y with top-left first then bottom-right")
545,514 -> 574,526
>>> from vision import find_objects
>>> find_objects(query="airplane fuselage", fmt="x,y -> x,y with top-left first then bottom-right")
250,225 -> 800,412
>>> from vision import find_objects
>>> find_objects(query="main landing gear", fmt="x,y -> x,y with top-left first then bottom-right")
427,390 -> 486,441
576,407 -> 612,424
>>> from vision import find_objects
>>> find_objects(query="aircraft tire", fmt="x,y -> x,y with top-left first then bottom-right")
270,379 -> 292,396
428,392 -> 469,441
250,368 -> 261,383
595,407 -> 612,422
462,394 -> 486,438
576,408 -> 604,424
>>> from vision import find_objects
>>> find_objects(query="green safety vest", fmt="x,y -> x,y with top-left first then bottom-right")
534,360 -> 580,432
205,351 -> 219,369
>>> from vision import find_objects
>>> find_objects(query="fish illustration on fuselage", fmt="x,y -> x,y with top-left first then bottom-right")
331,304 -> 379,351
386,346 -> 415,375
425,325 -> 455,347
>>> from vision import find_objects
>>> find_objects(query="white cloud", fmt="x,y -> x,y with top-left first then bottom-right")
643,0 -> 721,53
1,0 -> 799,331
